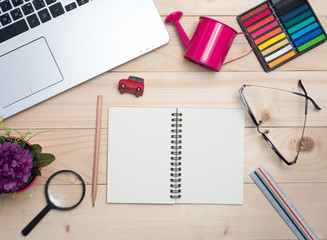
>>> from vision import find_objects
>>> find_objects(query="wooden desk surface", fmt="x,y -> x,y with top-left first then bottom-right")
1,0 -> 327,239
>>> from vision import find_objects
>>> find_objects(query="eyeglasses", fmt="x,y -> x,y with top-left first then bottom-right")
239,80 -> 321,165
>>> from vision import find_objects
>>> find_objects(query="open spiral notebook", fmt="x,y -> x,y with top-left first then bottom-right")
107,107 -> 244,204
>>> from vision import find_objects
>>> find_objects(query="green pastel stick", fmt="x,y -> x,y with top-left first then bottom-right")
297,34 -> 326,52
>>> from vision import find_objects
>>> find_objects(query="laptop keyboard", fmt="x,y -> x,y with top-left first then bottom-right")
0,0 -> 90,44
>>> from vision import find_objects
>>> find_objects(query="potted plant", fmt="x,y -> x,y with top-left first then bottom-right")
0,118 -> 55,194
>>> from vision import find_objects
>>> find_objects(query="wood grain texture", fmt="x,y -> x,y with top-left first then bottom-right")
1,184 -> 326,240
1,0 -> 327,239
7,128 -> 325,186
3,71 -> 327,128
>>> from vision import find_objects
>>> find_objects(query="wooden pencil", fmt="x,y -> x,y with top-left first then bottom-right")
92,95 -> 103,207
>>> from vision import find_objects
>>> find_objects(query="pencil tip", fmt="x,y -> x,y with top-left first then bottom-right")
93,203 -> 95,207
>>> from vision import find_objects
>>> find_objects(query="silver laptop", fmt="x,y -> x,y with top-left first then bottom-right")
0,0 -> 169,118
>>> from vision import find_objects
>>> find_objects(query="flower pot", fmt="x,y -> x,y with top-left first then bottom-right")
1,123 -> 55,195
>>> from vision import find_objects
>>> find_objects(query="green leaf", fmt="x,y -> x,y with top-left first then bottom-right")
33,153 -> 55,167
0,136 -> 6,144
27,144 -> 42,163
28,144 -> 55,168
31,167 -> 41,176
28,144 -> 42,155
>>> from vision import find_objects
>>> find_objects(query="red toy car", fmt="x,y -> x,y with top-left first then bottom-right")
118,76 -> 144,97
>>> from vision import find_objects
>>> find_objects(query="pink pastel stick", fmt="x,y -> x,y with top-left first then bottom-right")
243,9 -> 272,27
251,21 -> 279,39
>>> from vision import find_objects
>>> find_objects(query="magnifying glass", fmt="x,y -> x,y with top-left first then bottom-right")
22,170 -> 86,236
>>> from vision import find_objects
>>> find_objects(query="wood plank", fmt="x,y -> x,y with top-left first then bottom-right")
3,71 -> 327,128
154,0 -> 327,16
1,184 -> 326,239
113,17 -> 327,72
6,128 -> 326,186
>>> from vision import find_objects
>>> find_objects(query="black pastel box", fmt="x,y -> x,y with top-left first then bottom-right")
237,0 -> 326,72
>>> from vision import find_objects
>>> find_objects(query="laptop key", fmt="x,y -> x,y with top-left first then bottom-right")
26,13 -> 40,28
21,3 -> 34,15
76,0 -> 89,6
45,0 -> 56,5
10,8 -> 23,20
0,13 -> 12,26
0,0 -> 13,12
49,2 -> 64,18
11,0 -> 24,7
65,2 -> 76,12
32,0 -> 45,10
0,19 -> 29,43
38,8 -> 51,23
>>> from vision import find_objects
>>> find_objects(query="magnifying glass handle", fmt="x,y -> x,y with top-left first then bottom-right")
22,204 -> 52,236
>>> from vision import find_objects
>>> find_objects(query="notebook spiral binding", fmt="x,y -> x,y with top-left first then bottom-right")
170,111 -> 182,199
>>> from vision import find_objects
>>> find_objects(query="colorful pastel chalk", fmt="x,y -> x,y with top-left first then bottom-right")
297,34 -> 326,52
255,27 -> 282,44
258,32 -> 286,50
274,0 -> 297,10
264,44 -> 293,62
237,0 -> 327,71
280,4 -> 309,22
244,9 -> 272,27
294,28 -> 323,46
290,22 -> 319,40
277,0 -> 306,17
287,16 -> 315,34
261,38 -> 289,56
247,15 -> 275,33
240,3 -> 269,21
252,21 -> 279,38
268,51 -> 296,68
284,10 -> 312,28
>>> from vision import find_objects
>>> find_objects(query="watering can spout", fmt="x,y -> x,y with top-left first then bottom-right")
165,11 -> 189,48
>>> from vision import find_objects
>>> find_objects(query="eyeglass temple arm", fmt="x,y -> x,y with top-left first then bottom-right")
292,80 -> 322,111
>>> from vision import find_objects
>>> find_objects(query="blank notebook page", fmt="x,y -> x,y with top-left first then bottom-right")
176,108 -> 244,204
107,107 -> 173,204
107,107 -> 244,204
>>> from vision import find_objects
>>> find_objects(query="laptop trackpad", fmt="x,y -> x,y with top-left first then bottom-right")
0,37 -> 63,108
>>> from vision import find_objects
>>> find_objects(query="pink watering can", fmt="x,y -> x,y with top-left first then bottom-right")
165,11 -> 254,71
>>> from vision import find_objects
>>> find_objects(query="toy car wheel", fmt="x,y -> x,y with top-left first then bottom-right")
136,87 -> 141,92
120,84 -> 125,89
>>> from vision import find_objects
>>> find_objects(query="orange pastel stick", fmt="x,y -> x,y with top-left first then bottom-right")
268,51 -> 296,68
255,27 -> 282,44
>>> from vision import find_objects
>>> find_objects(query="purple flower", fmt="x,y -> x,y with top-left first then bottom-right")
0,142 -> 34,193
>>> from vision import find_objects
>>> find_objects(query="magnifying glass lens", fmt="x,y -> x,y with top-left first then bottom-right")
47,171 -> 84,209
22,170 -> 85,236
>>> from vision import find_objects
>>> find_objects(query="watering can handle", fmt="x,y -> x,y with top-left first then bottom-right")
223,32 -> 254,66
